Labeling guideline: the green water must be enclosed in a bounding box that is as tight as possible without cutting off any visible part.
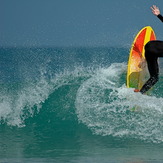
[0,47,163,162]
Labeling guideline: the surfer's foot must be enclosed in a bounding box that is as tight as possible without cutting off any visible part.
[134,89,140,92]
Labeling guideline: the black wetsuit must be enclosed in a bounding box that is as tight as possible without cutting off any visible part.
[140,14,163,94]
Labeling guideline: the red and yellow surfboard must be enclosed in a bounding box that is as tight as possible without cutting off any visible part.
[127,26,156,90]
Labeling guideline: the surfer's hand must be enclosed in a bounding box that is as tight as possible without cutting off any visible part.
[134,89,140,93]
[151,5,160,16]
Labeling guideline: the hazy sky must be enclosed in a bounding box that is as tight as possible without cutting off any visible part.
[1,0,163,47]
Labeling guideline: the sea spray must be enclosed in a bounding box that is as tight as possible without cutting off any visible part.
[75,63,163,143]
[0,64,94,127]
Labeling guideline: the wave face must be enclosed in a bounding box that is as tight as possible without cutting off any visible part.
[0,47,163,145]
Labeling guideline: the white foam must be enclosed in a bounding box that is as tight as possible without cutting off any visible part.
[75,63,163,143]
[0,65,95,127]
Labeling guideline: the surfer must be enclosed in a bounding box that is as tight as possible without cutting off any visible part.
[134,5,163,94]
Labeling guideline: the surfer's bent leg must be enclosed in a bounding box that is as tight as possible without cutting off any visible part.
[140,41,162,94]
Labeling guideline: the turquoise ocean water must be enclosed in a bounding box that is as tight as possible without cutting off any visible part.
[0,47,163,163]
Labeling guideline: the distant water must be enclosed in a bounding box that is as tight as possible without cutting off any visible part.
[0,47,163,163]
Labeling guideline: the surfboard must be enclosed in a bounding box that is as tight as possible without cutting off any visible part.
[127,26,156,91]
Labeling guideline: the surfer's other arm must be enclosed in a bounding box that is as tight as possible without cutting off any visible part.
[151,5,163,22]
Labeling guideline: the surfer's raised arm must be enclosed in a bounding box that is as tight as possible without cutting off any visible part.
[151,5,160,16]
[151,5,163,22]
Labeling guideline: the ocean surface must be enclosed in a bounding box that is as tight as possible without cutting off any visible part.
[0,47,163,163]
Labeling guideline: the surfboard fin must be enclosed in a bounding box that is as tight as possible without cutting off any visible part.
[134,89,140,92]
